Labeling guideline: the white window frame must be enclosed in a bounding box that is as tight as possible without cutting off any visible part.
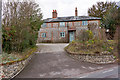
[48,23,51,27]
[60,22,65,27]
[60,32,65,37]
[68,22,73,27]
[42,23,47,27]
[82,21,88,26]
[41,33,46,38]
[74,22,80,26]
[53,23,58,27]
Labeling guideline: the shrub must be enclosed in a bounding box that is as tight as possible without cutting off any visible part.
[87,30,94,39]
[2,1,43,53]
[78,30,93,42]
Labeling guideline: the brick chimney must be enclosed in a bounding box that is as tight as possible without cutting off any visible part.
[52,10,57,18]
[75,7,78,16]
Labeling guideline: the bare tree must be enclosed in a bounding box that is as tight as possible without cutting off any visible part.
[88,1,117,18]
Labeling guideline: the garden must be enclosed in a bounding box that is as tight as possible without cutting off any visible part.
[1,0,43,64]
[65,24,119,64]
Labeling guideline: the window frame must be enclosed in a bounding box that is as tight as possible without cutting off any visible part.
[68,22,73,27]
[47,23,51,27]
[60,32,65,37]
[74,22,80,26]
[53,23,58,27]
[42,23,47,27]
[41,33,46,38]
[82,21,88,26]
[59,22,65,27]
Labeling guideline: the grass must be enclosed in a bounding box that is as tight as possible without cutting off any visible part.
[0,47,37,64]
[0,52,22,64]
[65,40,118,55]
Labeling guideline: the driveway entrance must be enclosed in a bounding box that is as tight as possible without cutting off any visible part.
[15,43,118,78]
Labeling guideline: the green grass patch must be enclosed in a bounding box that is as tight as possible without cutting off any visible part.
[65,40,117,55]
[0,47,37,64]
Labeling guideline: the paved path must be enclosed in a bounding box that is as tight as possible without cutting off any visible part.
[15,43,118,78]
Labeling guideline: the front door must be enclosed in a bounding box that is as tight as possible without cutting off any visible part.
[69,31,75,42]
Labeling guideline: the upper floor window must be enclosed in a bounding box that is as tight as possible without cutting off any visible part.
[60,22,65,27]
[53,23,58,27]
[74,22,80,27]
[48,23,51,27]
[41,33,46,38]
[82,21,88,26]
[68,22,73,27]
[60,32,65,37]
[42,23,47,27]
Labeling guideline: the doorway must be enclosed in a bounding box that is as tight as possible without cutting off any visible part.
[69,31,75,42]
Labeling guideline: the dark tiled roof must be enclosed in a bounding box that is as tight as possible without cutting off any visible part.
[44,16,101,22]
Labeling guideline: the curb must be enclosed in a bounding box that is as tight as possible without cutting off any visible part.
[66,66,118,78]
[10,52,36,80]
[65,49,117,65]
[1,48,37,79]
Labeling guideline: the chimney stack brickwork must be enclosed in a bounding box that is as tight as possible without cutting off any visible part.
[75,7,78,16]
[52,10,57,18]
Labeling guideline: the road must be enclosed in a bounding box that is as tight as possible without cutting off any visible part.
[78,66,118,78]
[14,43,118,78]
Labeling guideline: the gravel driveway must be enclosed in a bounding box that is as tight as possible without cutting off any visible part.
[36,43,69,53]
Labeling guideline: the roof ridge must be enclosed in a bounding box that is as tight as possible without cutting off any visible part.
[44,16,101,22]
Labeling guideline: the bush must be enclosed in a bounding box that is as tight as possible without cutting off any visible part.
[2,1,43,54]
[78,30,93,42]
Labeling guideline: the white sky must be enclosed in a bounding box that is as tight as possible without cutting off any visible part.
[2,0,120,19]
[35,0,119,19]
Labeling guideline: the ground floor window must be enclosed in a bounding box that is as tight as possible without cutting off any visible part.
[60,32,65,37]
[41,33,46,38]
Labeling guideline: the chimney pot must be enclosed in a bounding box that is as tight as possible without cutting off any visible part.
[55,10,57,12]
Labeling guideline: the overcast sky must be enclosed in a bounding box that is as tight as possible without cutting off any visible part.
[35,0,119,19]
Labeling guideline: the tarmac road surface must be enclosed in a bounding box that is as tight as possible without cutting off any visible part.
[14,43,118,78]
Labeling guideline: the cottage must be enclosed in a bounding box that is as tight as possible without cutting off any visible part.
[38,8,101,43]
